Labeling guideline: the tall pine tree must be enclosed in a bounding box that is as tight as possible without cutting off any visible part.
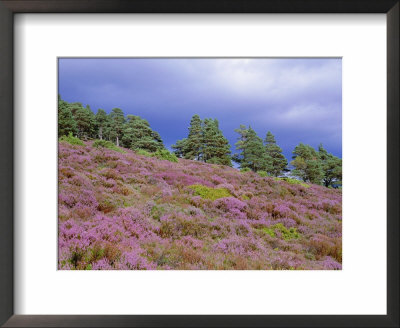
[58,96,77,137]
[291,143,324,184]
[85,105,96,138]
[172,138,189,158]
[172,116,231,166]
[121,115,164,152]
[232,125,249,166]
[186,114,203,160]
[318,144,342,187]
[109,108,125,146]
[234,125,271,172]
[202,119,231,166]
[95,109,108,140]
[73,104,95,140]
[264,131,287,176]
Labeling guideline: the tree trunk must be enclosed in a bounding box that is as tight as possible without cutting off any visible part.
[116,136,119,147]
[99,126,103,140]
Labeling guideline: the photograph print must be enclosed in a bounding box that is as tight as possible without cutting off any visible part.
[58,58,342,270]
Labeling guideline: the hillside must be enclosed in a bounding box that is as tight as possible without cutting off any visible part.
[58,141,342,270]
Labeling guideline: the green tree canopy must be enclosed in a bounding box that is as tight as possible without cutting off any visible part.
[121,115,164,152]
[234,125,272,172]
[318,144,342,187]
[202,118,232,166]
[73,104,96,140]
[186,114,203,160]
[172,115,231,166]
[291,143,324,184]
[171,138,189,158]
[58,96,77,137]
[264,131,288,176]
[95,109,108,140]
[109,108,125,146]
[58,97,166,152]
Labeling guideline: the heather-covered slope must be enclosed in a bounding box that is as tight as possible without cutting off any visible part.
[58,141,342,270]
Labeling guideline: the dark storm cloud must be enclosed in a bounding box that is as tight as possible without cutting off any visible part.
[58,58,342,160]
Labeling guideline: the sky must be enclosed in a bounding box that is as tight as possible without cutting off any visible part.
[58,58,342,161]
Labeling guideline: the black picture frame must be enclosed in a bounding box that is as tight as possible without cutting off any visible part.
[0,1,398,327]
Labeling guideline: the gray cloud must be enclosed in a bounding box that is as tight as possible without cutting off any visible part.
[59,58,342,160]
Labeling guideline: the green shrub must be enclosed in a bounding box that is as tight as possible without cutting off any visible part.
[69,246,86,268]
[150,205,166,221]
[154,149,178,162]
[305,252,316,260]
[207,157,220,165]
[92,139,125,153]
[261,224,300,240]
[257,171,268,177]
[59,132,84,146]
[135,148,178,162]
[262,227,276,237]
[273,223,300,240]
[135,149,152,157]
[189,184,232,201]
[274,177,309,188]
[240,167,251,173]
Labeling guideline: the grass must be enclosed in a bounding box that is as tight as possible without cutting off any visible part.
[135,148,178,162]
[274,177,309,188]
[59,133,84,146]
[92,139,125,153]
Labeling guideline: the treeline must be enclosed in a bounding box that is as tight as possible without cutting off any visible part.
[232,125,287,176]
[292,143,342,187]
[58,97,342,187]
[58,96,164,152]
[171,115,341,187]
[172,115,232,166]
[230,125,341,187]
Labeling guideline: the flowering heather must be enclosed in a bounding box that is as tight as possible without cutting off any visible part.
[58,141,342,270]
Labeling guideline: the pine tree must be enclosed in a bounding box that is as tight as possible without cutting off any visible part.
[95,109,108,140]
[291,143,324,184]
[232,125,249,166]
[121,115,164,152]
[73,105,94,140]
[85,105,97,138]
[171,138,189,158]
[109,108,125,146]
[209,132,232,166]
[318,144,342,187]
[57,98,167,152]
[68,102,84,116]
[58,96,77,137]
[186,114,203,160]
[202,119,231,166]
[264,131,288,176]
[102,115,113,141]
[173,116,231,166]
[234,125,271,172]
[202,118,217,162]
[243,127,271,172]
[152,130,163,146]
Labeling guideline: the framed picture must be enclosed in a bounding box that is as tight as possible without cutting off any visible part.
[0,0,398,327]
